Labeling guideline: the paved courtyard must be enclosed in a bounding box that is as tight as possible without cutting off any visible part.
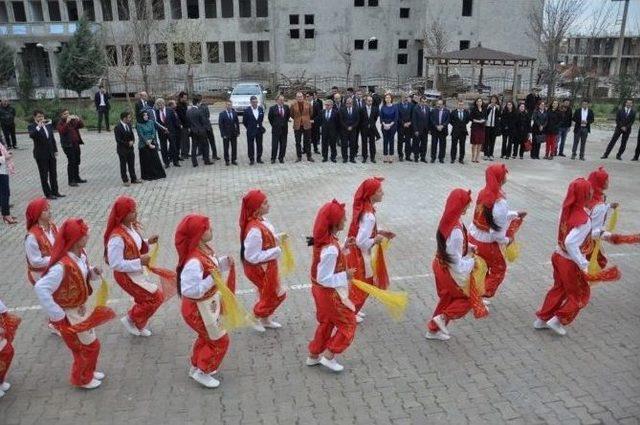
[0,126,639,425]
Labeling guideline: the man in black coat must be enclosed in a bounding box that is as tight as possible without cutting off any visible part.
[114,111,141,186]
[268,95,290,163]
[155,98,181,167]
[310,91,323,154]
[318,100,340,162]
[359,95,379,163]
[200,99,220,161]
[339,97,360,163]
[429,99,450,163]
[28,110,64,199]
[94,86,111,133]
[449,99,470,164]
[0,98,18,148]
[218,100,240,166]
[411,96,430,163]
[186,94,212,167]
[571,99,595,160]
[134,91,153,122]
[176,91,189,159]
[398,95,414,161]
[602,99,636,160]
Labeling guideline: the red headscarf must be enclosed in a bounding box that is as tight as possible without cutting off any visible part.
[239,190,267,241]
[438,189,473,239]
[586,166,608,208]
[25,197,50,230]
[175,214,211,271]
[103,196,137,248]
[348,177,384,237]
[312,199,346,248]
[477,164,508,207]
[44,218,89,274]
[559,178,592,238]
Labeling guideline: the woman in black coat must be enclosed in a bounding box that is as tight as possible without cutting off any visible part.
[544,100,561,159]
[500,101,517,159]
[513,103,531,159]
[531,102,547,159]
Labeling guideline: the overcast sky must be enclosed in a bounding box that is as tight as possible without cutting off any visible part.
[574,0,640,36]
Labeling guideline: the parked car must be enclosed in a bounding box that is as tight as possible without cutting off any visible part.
[537,86,572,99]
[228,82,267,113]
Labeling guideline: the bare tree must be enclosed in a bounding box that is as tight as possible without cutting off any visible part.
[100,26,136,110]
[334,35,353,88]
[161,19,206,94]
[421,13,450,90]
[527,0,585,102]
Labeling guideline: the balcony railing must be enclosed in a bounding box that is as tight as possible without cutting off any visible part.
[0,21,99,38]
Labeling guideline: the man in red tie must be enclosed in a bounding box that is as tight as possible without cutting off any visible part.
[268,95,291,164]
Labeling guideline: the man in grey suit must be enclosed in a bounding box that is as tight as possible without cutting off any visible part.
[186,94,212,167]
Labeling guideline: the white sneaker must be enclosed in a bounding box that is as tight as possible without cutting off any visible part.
[252,321,266,333]
[319,356,344,372]
[425,331,451,341]
[355,315,364,324]
[0,381,10,392]
[305,356,321,366]
[80,378,102,390]
[120,316,141,336]
[356,311,366,318]
[190,368,220,388]
[482,298,491,306]
[261,318,282,329]
[47,323,61,336]
[139,328,152,337]
[433,314,449,335]
[533,319,549,330]
[546,316,567,336]
[93,372,105,380]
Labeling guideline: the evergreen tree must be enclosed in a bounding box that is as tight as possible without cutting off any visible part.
[57,17,106,97]
[0,40,15,85]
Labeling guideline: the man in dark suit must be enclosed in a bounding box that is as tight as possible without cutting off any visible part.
[176,91,189,159]
[318,100,340,162]
[359,95,379,163]
[309,91,323,154]
[268,95,290,163]
[218,100,240,166]
[243,96,266,165]
[450,99,470,164]
[602,99,635,160]
[186,94,212,167]
[571,99,595,160]
[28,110,64,199]
[154,98,181,167]
[411,96,430,163]
[429,99,450,163]
[94,86,110,133]
[339,97,360,163]
[525,89,540,116]
[114,111,141,186]
[200,99,220,161]
[398,95,414,161]
[134,91,153,122]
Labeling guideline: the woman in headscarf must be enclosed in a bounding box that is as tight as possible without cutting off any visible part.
[0,297,19,399]
[469,164,526,303]
[34,218,107,389]
[535,178,611,336]
[306,199,357,373]
[104,196,163,337]
[347,177,395,322]
[239,190,286,332]
[137,111,166,181]
[175,214,234,389]
[426,189,479,341]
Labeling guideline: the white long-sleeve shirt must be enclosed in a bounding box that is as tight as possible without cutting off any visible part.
[25,227,56,269]
[470,199,518,244]
[355,212,376,252]
[180,255,230,299]
[589,202,611,236]
[107,225,144,273]
[316,245,348,288]
[446,228,476,278]
[0,298,7,314]
[34,252,97,321]
[243,220,281,264]
[557,218,601,270]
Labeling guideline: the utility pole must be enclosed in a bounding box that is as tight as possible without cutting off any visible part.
[613,0,630,76]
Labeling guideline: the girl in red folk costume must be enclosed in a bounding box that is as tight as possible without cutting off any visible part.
[0,298,20,399]
[584,167,618,268]
[240,190,286,332]
[175,214,234,389]
[306,200,357,373]
[34,219,108,389]
[104,196,163,337]
[347,177,395,322]
[534,178,610,336]
[426,189,479,341]
[469,164,526,304]
[24,197,60,334]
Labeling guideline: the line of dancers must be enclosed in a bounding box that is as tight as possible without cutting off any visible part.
[0,166,636,397]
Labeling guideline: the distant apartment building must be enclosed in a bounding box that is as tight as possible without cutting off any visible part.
[562,35,640,78]
[0,0,539,96]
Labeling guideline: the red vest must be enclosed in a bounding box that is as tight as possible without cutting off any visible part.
[188,248,219,301]
[472,203,491,232]
[52,254,92,308]
[311,238,345,286]
[244,219,277,265]
[437,224,468,263]
[557,217,591,255]
[110,226,149,262]
[26,225,57,272]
